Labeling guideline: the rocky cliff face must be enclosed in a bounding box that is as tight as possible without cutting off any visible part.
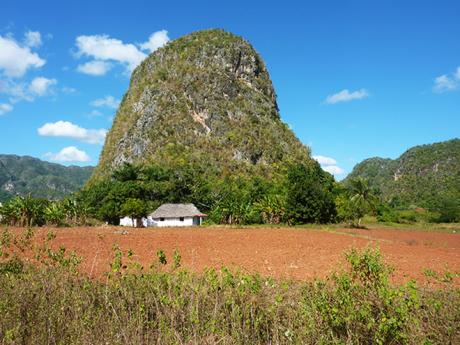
[91,29,311,181]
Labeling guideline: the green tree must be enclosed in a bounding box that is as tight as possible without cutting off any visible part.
[97,200,121,225]
[78,177,146,225]
[285,162,336,224]
[347,177,378,227]
[120,198,147,227]
[431,196,460,223]
[112,163,141,182]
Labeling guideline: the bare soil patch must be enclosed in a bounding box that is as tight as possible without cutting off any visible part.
[6,226,460,284]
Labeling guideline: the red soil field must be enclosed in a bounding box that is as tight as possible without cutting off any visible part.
[6,226,460,285]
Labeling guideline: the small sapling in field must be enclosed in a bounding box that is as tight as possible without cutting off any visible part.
[157,249,167,265]
[173,249,181,269]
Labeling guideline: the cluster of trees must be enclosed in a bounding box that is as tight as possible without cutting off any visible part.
[2,162,457,228]
[81,162,404,227]
[78,161,339,226]
[374,197,460,224]
[0,195,89,227]
[338,178,460,225]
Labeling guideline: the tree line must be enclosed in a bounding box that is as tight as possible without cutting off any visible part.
[0,195,89,227]
[1,161,457,227]
[77,161,340,226]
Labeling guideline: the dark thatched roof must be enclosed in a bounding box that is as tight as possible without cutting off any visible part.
[150,203,206,218]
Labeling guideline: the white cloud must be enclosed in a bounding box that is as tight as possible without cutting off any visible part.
[325,88,369,104]
[433,66,460,93]
[313,155,337,166]
[0,103,13,115]
[0,79,30,102]
[433,74,457,93]
[74,30,168,75]
[455,67,460,80]
[88,109,103,117]
[24,31,42,48]
[77,60,112,76]
[313,154,345,176]
[38,120,107,145]
[322,165,345,175]
[90,95,120,109]
[0,35,45,77]
[62,86,77,94]
[0,33,55,111]
[140,30,169,53]
[1,77,57,103]
[28,77,57,96]
[44,146,90,162]
[75,34,146,73]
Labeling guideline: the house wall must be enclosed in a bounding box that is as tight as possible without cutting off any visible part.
[120,217,145,227]
[121,216,203,227]
[149,216,195,227]
[120,216,136,227]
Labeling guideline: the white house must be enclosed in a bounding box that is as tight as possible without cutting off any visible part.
[147,203,206,227]
[119,216,142,227]
[119,203,206,227]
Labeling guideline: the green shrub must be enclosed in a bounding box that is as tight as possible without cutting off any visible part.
[0,244,458,344]
[376,203,400,223]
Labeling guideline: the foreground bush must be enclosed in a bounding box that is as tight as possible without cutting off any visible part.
[0,236,459,344]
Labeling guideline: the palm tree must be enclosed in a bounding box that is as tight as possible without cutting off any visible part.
[348,178,377,227]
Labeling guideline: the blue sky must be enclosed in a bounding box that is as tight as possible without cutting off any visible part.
[0,0,459,179]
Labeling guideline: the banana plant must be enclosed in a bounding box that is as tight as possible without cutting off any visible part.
[44,202,66,227]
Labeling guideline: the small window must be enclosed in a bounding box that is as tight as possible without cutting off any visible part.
[160,217,165,221]
[179,217,184,222]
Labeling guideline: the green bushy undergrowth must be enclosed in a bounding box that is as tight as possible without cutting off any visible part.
[0,228,459,344]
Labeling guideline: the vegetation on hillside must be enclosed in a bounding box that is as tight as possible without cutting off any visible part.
[91,29,311,184]
[1,230,458,344]
[0,154,93,202]
[344,139,460,221]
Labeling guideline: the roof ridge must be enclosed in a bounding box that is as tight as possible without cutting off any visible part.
[150,203,204,218]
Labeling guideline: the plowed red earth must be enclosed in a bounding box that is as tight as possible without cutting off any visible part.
[7,226,460,285]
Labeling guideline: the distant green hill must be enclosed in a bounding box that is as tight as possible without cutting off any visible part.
[344,139,460,208]
[0,155,94,202]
